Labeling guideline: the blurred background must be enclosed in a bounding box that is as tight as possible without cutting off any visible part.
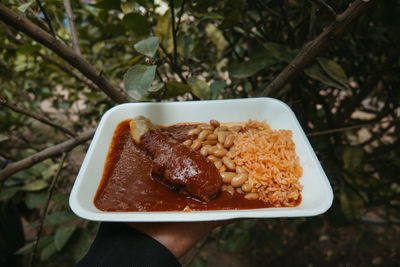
[0,0,399,266]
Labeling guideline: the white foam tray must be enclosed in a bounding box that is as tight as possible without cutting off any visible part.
[69,98,333,222]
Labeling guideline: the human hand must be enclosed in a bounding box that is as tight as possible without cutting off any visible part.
[128,220,231,258]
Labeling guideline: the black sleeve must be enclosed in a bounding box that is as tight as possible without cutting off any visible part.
[76,222,181,267]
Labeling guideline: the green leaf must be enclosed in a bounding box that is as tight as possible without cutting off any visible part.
[66,228,93,263]
[199,12,224,22]
[317,57,348,87]
[340,181,364,220]
[205,23,228,52]
[148,83,165,94]
[15,236,53,255]
[18,1,33,13]
[17,44,41,55]
[155,9,173,54]
[123,65,157,100]
[210,80,226,100]
[263,42,295,62]
[164,81,191,98]
[91,0,121,10]
[190,258,208,267]
[22,180,48,192]
[122,13,150,36]
[25,191,47,209]
[229,57,276,79]
[304,65,346,90]
[0,186,20,201]
[40,242,58,261]
[0,134,8,142]
[343,147,364,170]
[31,211,77,228]
[188,78,211,100]
[134,37,159,57]
[55,225,78,251]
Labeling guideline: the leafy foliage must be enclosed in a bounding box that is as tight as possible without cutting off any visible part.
[1,0,400,266]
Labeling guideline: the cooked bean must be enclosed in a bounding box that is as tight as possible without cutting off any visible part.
[241,183,252,192]
[217,131,229,143]
[244,192,259,200]
[183,139,192,146]
[226,185,235,195]
[236,188,244,194]
[198,130,211,141]
[221,172,236,183]
[210,120,220,128]
[219,165,226,173]
[229,125,242,132]
[221,184,227,191]
[207,133,217,141]
[216,142,224,149]
[207,155,218,162]
[214,160,222,169]
[215,126,228,132]
[191,139,202,150]
[224,134,235,148]
[231,173,248,187]
[213,148,228,157]
[236,166,248,174]
[203,140,217,145]
[188,128,200,135]
[198,124,214,131]
[200,145,211,156]
[222,157,235,170]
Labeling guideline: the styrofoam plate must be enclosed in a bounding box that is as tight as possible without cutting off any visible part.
[69,98,333,221]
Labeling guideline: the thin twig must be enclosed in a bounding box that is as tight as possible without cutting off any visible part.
[310,0,337,18]
[308,1,318,40]
[260,0,377,97]
[159,42,187,83]
[29,152,67,267]
[176,0,185,33]
[63,0,82,56]
[0,3,129,103]
[0,98,76,137]
[307,118,400,137]
[34,0,55,37]
[169,0,178,64]
[0,129,95,186]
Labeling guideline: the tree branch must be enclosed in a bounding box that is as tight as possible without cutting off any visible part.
[0,98,76,137]
[310,0,337,18]
[63,0,82,56]
[0,3,129,104]
[260,0,377,97]
[34,0,55,37]
[0,129,95,185]
[307,118,400,137]
[169,0,178,64]
[29,152,67,267]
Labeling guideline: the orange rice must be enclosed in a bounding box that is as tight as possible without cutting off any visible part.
[228,120,303,206]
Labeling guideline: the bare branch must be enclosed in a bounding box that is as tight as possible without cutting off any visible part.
[29,152,67,267]
[0,3,129,104]
[310,0,337,18]
[0,129,95,184]
[176,0,186,33]
[0,98,76,137]
[308,1,318,40]
[159,42,187,83]
[260,0,377,97]
[34,0,55,37]
[169,0,178,64]
[307,118,400,137]
[63,0,82,56]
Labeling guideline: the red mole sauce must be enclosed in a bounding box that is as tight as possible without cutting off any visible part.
[94,120,277,212]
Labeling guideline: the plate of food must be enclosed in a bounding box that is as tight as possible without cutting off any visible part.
[69,97,333,221]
